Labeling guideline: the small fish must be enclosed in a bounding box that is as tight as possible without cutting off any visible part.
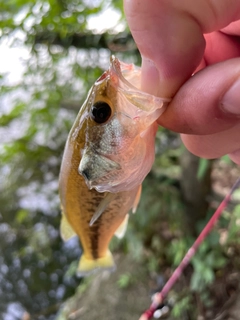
[59,56,169,276]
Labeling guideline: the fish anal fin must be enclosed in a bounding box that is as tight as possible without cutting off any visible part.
[114,214,129,239]
[77,250,115,277]
[132,185,142,213]
[60,213,76,241]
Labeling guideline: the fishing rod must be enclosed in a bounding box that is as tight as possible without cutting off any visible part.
[139,176,240,320]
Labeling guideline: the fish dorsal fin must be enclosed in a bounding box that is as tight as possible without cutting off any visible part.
[114,214,129,239]
[60,212,76,241]
[132,185,142,213]
[89,192,117,226]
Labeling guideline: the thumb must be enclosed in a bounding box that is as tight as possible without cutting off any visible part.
[124,0,240,97]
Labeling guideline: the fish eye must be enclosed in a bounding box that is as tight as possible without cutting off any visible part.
[91,101,112,124]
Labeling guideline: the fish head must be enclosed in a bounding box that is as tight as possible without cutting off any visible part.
[77,56,170,193]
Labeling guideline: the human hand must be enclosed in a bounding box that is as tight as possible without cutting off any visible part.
[124,0,240,164]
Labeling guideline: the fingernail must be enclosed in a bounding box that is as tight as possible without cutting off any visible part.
[221,78,240,116]
[141,57,160,96]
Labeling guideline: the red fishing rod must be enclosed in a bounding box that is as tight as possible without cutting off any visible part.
[139,177,240,320]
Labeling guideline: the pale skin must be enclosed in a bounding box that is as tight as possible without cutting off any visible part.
[124,0,240,165]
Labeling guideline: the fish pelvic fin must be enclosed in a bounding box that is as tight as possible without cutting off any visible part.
[77,250,115,277]
[132,185,142,213]
[114,214,129,239]
[60,212,76,241]
[90,192,117,226]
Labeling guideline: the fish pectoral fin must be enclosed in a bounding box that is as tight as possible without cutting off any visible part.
[132,185,142,213]
[114,214,129,239]
[60,213,76,241]
[77,250,115,277]
[90,192,117,226]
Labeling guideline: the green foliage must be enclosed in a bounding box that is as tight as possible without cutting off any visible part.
[117,272,133,289]
[197,158,210,180]
[168,237,189,267]
[168,201,240,317]
[232,191,240,202]
[225,204,240,246]
[15,209,29,224]
[64,260,78,279]
[171,295,193,319]
[0,0,121,39]
[190,238,227,292]
[220,154,233,165]
[76,276,92,295]
[0,102,26,126]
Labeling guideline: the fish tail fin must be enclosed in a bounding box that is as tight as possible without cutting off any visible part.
[77,250,115,277]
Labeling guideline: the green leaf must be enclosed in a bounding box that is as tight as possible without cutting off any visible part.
[0,103,25,126]
[15,209,29,224]
[117,272,132,289]
[197,158,210,180]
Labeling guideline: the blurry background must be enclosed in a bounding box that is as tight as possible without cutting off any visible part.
[1,1,240,320]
